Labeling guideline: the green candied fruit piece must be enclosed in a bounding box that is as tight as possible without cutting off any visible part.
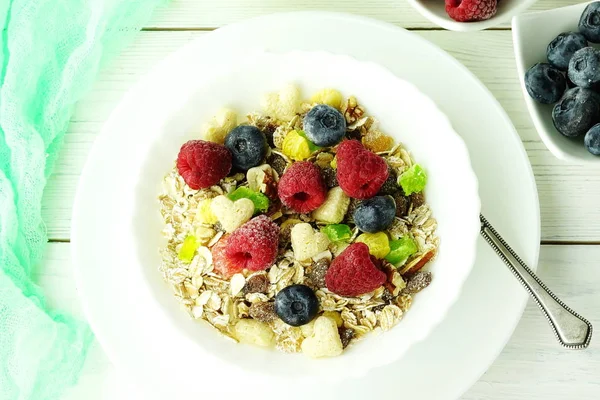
[398,164,427,196]
[178,235,199,263]
[228,187,269,213]
[385,236,418,266]
[321,224,352,242]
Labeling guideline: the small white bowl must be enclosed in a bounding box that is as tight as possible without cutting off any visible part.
[407,0,538,31]
[513,1,600,165]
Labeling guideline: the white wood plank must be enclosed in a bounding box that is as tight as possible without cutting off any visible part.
[43,31,600,242]
[146,0,584,29]
[35,243,599,399]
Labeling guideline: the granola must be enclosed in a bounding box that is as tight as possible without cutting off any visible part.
[158,85,438,357]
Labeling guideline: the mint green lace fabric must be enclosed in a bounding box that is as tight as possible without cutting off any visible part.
[0,1,163,398]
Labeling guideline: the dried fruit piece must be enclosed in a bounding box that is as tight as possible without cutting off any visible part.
[310,88,343,109]
[211,235,242,278]
[404,271,433,294]
[201,108,238,144]
[320,166,338,188]
[282,130,319,161]
[177,140,232,190]
[305,258,330,289]
[312,187,351,224]
[338,327,355,349]
[228,187,270,214]
[261,83,301,121]
[249,302,277,323]
[195,198,218,225]
[355,232,391,259]
[267,152,288,177]
[398,164,427,196]
[234,319,275,347]
[320,224,352,242]
[386,236,418,266]
[279,218,301,249]
[291,223,330,261]
[393,191,410,217]
[325,243,387,297]
[210,195,254,232]
[178,235,199,263]
[362,130,394,153]
[244,274,270,294]
[410,192,425,209]
[378,168,399,195]
[301,316,343,358]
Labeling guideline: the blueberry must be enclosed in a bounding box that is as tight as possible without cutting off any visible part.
[274,284,319,326]
[303,104,346,147]
[224,125,267,171]
[568,47,600,89]
[353,196,396,233]
[584,123,600,155]
[524,63,566,104]
[547,32,588,71]
[579,2,600,43]
[552,87,600,138]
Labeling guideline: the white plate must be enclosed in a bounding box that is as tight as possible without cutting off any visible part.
[73,12,540,400]
[513,1,600,165]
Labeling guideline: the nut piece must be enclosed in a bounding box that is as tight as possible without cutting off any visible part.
[234,319,275,347]
[291,223,330,261]
[404,271,432,294]
[301,316,343,358]
[201,108,238,144]
[243,274,270,294]
[249,302,277,323]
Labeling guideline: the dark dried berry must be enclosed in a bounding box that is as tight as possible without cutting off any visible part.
[267,152,288,177]
[381,287,394,303]
[378,168,399,195]
[263,124,278,148]
[249,301,276,323]
[410,192,425,209]
[306,258,330,289]
[405,271,432,294]
[339,327,355,349]
[320,166,339,188]
[372,304,386,312]
[393,191,410,217]
[243,274,270,294]
[346,129,362,141]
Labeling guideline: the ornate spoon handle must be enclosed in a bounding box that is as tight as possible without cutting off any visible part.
[480,214,592,349]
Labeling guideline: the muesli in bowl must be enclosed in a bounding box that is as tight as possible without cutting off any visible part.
[158,84,439,358]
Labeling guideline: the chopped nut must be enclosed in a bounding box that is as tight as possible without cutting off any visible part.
[249,302,277,323]
[400,249,436,275]
[244,274,270,294]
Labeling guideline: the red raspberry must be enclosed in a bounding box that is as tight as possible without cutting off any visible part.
[336,140,389,199]
[225,215,280,272]
[277,161,327,213]
[176,140,232,190]
[445,0,497,22]
[211,235,242,278]
[325,243,387,297]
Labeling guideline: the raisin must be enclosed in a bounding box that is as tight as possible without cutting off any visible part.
[243,274,270,294]
[306,259,330,289]
[393,191,410,217]
[378,168,399,195]
[249,302,276,323]
[320,167,339,188]
[372,304,386,312]
[410,192,425,209]
[339,327,355,349]
[346,129,362,141]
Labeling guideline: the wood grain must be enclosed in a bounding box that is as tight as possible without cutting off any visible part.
[43,30,600,242]
[37,243,599,400]
[145,0,584,29]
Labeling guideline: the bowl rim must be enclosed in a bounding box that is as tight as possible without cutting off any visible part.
[512,1,600,165]
[406,0,539,32]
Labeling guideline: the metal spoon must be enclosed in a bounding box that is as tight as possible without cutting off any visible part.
[480,214,593,349]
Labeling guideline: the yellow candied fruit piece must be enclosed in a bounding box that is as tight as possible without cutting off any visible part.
[355,232,390,259]
[362,130,395,153]
[310,89,343,110]
[330,156,337,169]
[282,130,312,161]
[195,198,218,225]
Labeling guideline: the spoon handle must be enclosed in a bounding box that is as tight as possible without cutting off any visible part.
[479,214,592,349]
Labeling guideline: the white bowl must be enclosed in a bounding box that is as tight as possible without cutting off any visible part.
[513,1,600,165]
[72,49,480,392]
[407,0,538,31]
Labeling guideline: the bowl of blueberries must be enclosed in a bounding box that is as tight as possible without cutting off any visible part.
[513,1,600,164]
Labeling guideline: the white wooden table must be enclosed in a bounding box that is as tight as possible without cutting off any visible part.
[38,1,600,399]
